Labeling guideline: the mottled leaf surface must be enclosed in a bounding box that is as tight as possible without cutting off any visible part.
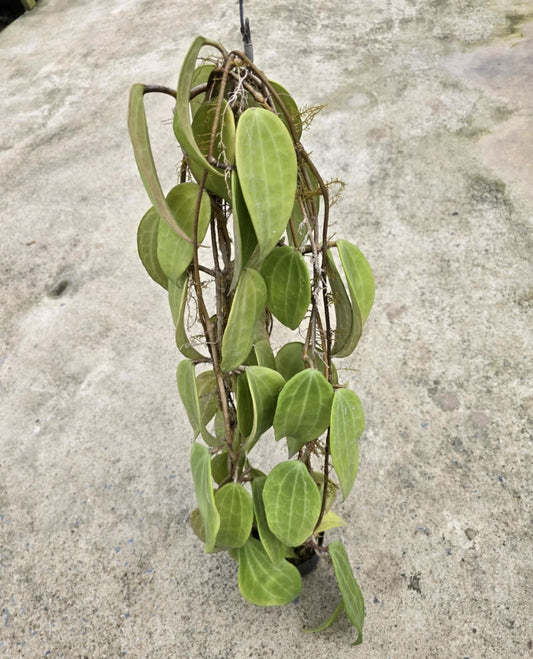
[235,108,297,259]
[329,540,365,645]
[214,483,253,548]
[238,537,301,606]
[261,246,310,329]
[263,461,321,546]
[137,206,168,289]
[221,269,267,372]
[273,369,334,449]
[157,183,211,283]
[251,477,287,565]
[190,443,220,553]
[330,388,364,500]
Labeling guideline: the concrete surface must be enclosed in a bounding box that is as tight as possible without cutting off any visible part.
[1,0,532,656]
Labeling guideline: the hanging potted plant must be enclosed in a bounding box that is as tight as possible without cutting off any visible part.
[128,24,374,644]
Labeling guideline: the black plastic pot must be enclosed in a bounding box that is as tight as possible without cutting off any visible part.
[289,532,325,577]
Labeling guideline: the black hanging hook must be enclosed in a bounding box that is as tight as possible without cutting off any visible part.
[239,0,254,62]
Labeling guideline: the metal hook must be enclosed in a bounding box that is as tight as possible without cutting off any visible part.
[239,0,254,62]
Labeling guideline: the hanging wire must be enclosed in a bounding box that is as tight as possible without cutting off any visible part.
[239,0,254,61]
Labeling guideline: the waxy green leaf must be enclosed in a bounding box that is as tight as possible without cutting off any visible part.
[237,366,285,451]
[231,172,258,291]
[190,64,215,118]
[137,206,168,289]
[274,342,336,384]
[173,36,224,177]
[177,360,217,446]
[190,98,235,200]
[326,249,360,358]
[273,369,334,451]
[252,477,287,565]
[128,84,192,243]
[157,182,211,283]
[190,443,220,553]
[238,537,301,606]
[336,239,375,325]
[168,276,206,361]
[196,370,219,426]
[221,269,267,372]
[269,81,303,140]
[261,246,311,329]
[329,541,365,645]
[263,461,322,546]
[330,388,364,500]
[235,108,297,260]
[314,510,347,534]
[214,483,253,548]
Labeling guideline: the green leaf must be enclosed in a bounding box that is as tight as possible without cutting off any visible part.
[263,461,322,546]
[214,483,253,548]
[304,600,345,633]
[196,370,219,426]
[239,366,285,451]
[269,81,303,140]
[190,98,235,200]
[177,360,217,446]
[128,84,192,243]
[252,477,287,564]
[238,537,301,606]
[330,388,365,500]
[326,249,360,358]
[137,206,168,289]
[235,108,297,260]
[173,36,223,177]
[261,246,311,330]
[252,338,276,370]
[231,172,258,291]
[314,510,347,534]
[275,341,336,384]
[329,541,365,645]
[157,182,211,283]
[190,64,215,118]
[221,269,267,372]
[211,451,229,485]
[190,443,220,553]
[273,369,334,450]
[168,275,206,360]
[336,239,375,325]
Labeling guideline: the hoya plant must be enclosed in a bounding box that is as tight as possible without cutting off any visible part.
[128,35,374,644]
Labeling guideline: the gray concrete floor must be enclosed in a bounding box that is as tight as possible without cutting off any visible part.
[1,0,532,656]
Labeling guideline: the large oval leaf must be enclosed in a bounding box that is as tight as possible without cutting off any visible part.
[221,269,267,372]
[238,537,301,606]
[336,239,375,325]
[214,483,253,548]
[190,443,220,553]
[137,206,168,289]
[330,388,365,500]
[251,477,286,565]
[261,246,311,329]
[235,108,297,260]
[173,36,224,177]
[275,342,336,385]
[273,369,334,450]
[157,183,211,283]
[263,461,322,546]
[329,540,365,645]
